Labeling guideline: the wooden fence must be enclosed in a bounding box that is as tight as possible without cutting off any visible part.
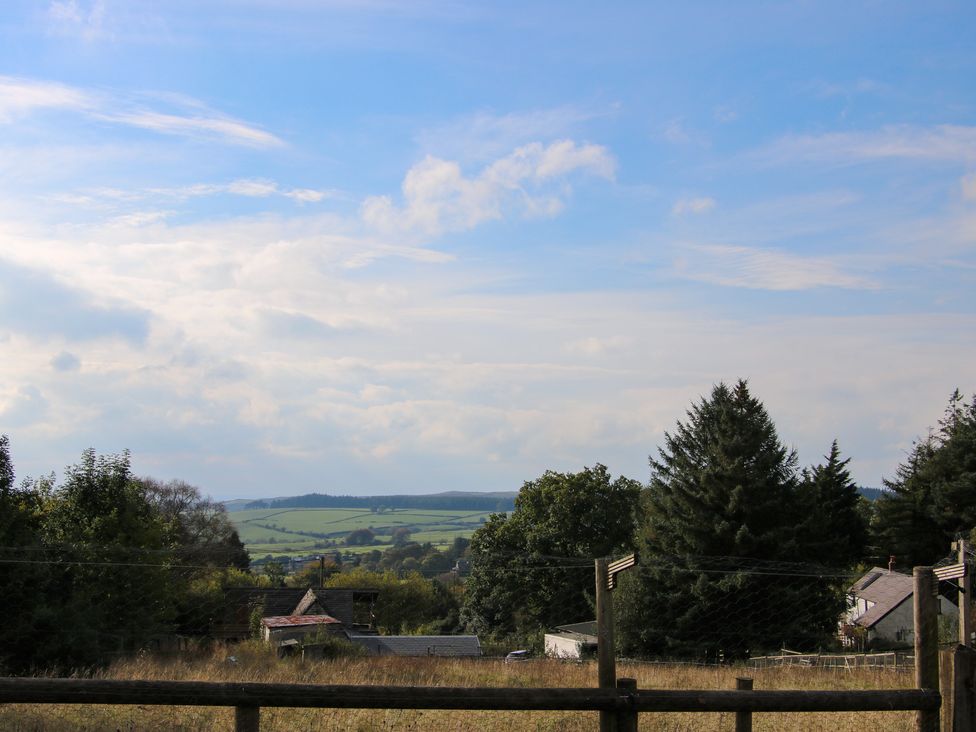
[0,676,940,732]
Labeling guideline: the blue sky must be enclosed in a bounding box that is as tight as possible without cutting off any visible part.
[0,1,973,499]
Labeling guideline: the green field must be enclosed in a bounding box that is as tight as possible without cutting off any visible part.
[231,507,491,559]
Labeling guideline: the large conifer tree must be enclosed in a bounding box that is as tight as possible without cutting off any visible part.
[795,440,868,569]
[618,380,842,657]
[872,390,976,566]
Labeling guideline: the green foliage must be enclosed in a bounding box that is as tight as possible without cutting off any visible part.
[264,559,287,587]
[0,440,258,671]
[301,629,368,658]
[345,528,376,546]
[139,477,250,569]
[872,390,976,566]
[324,567,458,633]
[617,381,844,658]
[462,464,641,636]
[0,436,48,673]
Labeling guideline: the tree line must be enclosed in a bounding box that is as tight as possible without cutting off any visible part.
[2,380,972,668]
[0,442,249,672]
[245,492,517,512]
[461,381,976,658]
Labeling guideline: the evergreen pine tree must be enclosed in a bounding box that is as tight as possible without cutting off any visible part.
[796,440,868,569]
[617,380,842,658]
[873,390,976,566]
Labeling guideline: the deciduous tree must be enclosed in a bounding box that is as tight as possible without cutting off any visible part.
[462,464,641,636]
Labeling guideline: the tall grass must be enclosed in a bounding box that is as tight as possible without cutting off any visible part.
[0,645,918,731]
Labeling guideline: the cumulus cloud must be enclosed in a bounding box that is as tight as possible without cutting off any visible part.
[672,196,716,215]
[361,140,615,237]
[0,75,283,148]
[674,243,875,291]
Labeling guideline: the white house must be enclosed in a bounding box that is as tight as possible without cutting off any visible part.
[843,567,958,648]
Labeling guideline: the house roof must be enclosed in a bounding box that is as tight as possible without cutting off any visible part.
[849,568,914,628]
[555,621,597,637]
[262,614,341,629]
[345,634,481,657]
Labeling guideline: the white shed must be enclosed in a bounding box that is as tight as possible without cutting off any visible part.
[544,621,598,660]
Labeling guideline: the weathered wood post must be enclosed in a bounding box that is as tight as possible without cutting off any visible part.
[940,542,974,732]
[957,540,972,647]
[596,558,616,732]
[596,553,638,732]
[615,677,638,732]
[915,566,941,732]
[235,704,260,732]
[735,677,754,732]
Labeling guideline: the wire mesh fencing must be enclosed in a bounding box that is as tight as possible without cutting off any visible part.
[0,549,948,731]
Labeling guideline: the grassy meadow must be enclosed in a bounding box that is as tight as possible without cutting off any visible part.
[2,647,919,731]
[233,507,492,558]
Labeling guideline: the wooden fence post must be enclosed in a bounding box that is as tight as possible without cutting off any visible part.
[235,705,259,732]
[958,540,972,648]
[596,558,616,732]
[615,677,638,732]
[735,677,754,732]
[915,566,941,732]
[941,644,976,732]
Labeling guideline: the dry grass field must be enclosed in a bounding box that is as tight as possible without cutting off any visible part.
[0,644,919,731]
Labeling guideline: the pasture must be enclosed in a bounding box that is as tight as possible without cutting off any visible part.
[0,647,918,731]
[231,507,492,559]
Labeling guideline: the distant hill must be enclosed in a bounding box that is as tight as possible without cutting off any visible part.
[858,486,887,501]
[230,491,518,513]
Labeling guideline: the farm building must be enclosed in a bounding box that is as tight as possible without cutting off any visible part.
[544,621,598,660]
[344,633,481,657]
[213,587,379,640]
[843,567,958,648]
[261,614,343,645]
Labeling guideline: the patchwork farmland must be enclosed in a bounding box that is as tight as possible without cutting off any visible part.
[231,507,494,559]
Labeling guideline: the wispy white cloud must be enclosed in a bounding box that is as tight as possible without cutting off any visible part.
[47,0,107,41]
[565,335,630,357]
[672,196,715,215]
[807,77,886,98]
[673,243,876,291]
[415,105,613,162]
[756,124,976,166]
[0,75,283,148]
[361,140,615,237]
[963,173,976,201]
[54,178,337,209]
[659,118,708,146]
[0,76,94,121]
[104,110,283,148]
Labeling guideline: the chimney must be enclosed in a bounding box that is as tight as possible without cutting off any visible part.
[888,555,896,573]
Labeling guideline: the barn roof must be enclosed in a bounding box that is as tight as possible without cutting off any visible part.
[345,633,481,657]
[262,614,342,629]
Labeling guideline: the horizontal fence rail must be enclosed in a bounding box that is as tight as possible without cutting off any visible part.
[0,677,940,713]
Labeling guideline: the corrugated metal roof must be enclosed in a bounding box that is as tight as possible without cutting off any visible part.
[345,634,481,657]
[262,614,341,629]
